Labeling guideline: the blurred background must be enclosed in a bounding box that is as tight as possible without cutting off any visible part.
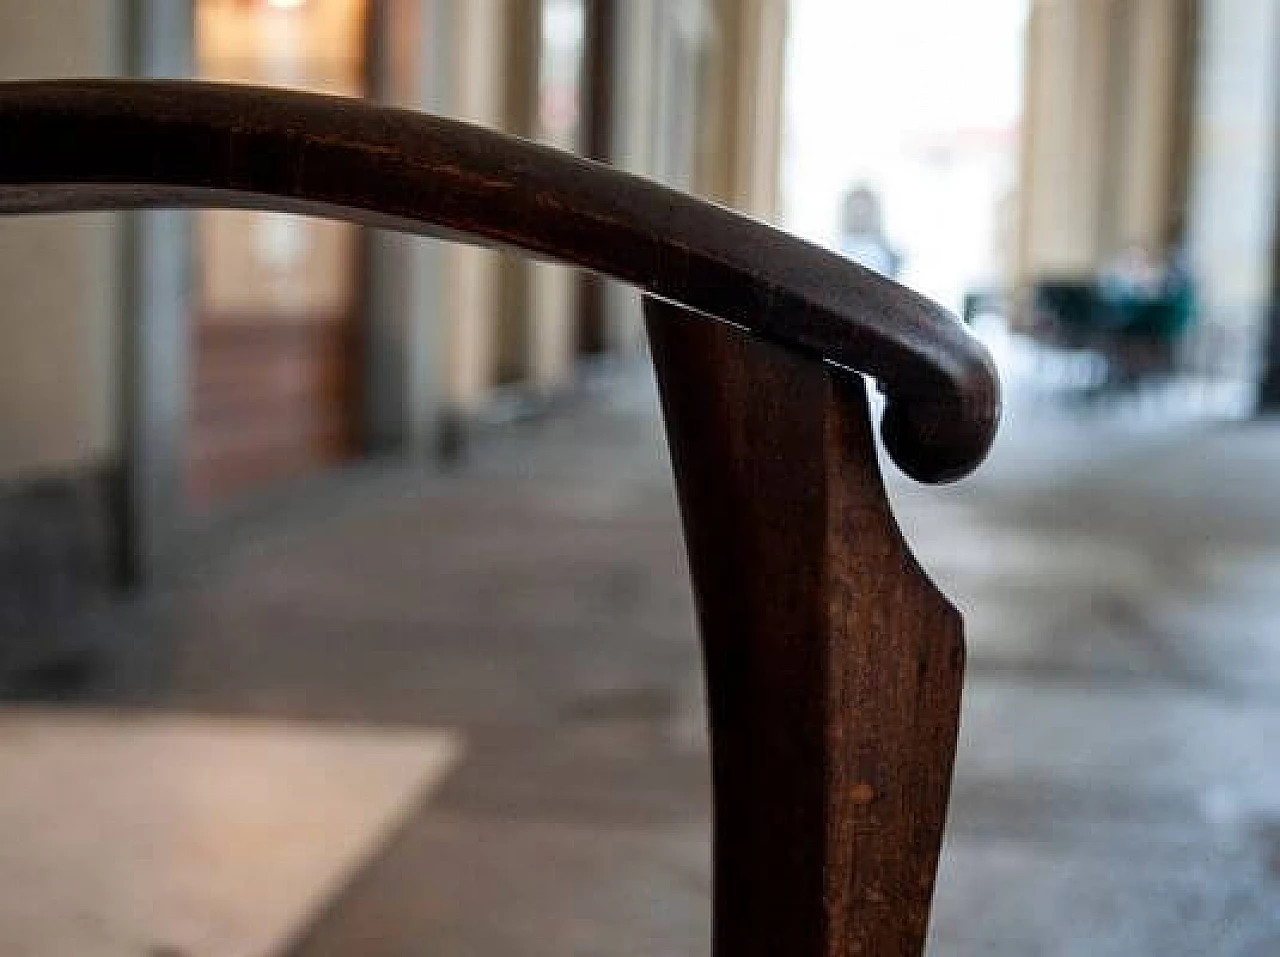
[1,0,1279,954]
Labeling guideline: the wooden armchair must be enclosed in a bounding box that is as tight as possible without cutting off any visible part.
[0,80,1000,956]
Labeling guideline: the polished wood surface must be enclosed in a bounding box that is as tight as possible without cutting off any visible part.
[0,78,998,484]
[0,79,997,955]
[647,299,964,957]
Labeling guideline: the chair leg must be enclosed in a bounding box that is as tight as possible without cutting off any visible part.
[644,297,965,957]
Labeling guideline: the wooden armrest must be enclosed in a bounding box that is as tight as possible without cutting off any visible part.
[0,79,998,483]
[0,79,997,956]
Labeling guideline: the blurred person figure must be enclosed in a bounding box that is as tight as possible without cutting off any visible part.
[839,184,901,278]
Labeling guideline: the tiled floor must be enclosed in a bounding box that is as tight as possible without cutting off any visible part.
[12,360,1280,955]
[0,710,458,957]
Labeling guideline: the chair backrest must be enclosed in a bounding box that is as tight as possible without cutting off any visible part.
[0,79,1001,957]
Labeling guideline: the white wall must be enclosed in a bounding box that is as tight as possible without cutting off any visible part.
[0,1,125,478]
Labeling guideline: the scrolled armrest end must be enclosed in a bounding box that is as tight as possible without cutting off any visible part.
[878,348,1001,484]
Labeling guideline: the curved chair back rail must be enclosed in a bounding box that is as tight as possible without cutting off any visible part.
[0,78,988,957]
[0,79,999,483]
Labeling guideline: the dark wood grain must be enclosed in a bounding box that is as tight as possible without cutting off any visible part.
[0,78,998,483]
[0,80,987,954]
[646,297,965,957]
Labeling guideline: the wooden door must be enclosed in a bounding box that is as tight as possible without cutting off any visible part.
[188,0,369,506]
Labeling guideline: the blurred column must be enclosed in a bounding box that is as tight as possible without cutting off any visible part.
[366,0,523,455]
[364,0,445,458]
[1263,226,1280,410]
[492,0,540,390]
[371,0,602,445]
[695,0,788,219]
[1257,33,1280,412]
[437,0,509,439]
[528,0,587,398]
[368,0,524,457]
[574,0,616,359]
[1016,0,1199,303]
[599,0,660,353]
[119,0,195,585]
[589,0,710,356]
[1015,0,1117,285]
[1107,0,1195,255]
[1185,0,1279,383]
[0,1,126,481]
[0,1,132,663]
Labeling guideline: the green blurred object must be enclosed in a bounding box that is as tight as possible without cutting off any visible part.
[1031,272,1196,385]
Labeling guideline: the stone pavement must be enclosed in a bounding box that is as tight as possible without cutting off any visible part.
[18,359,1280,955]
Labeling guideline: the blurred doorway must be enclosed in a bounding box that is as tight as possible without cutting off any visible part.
[781,0,1027,315]
[188,0,371,506]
